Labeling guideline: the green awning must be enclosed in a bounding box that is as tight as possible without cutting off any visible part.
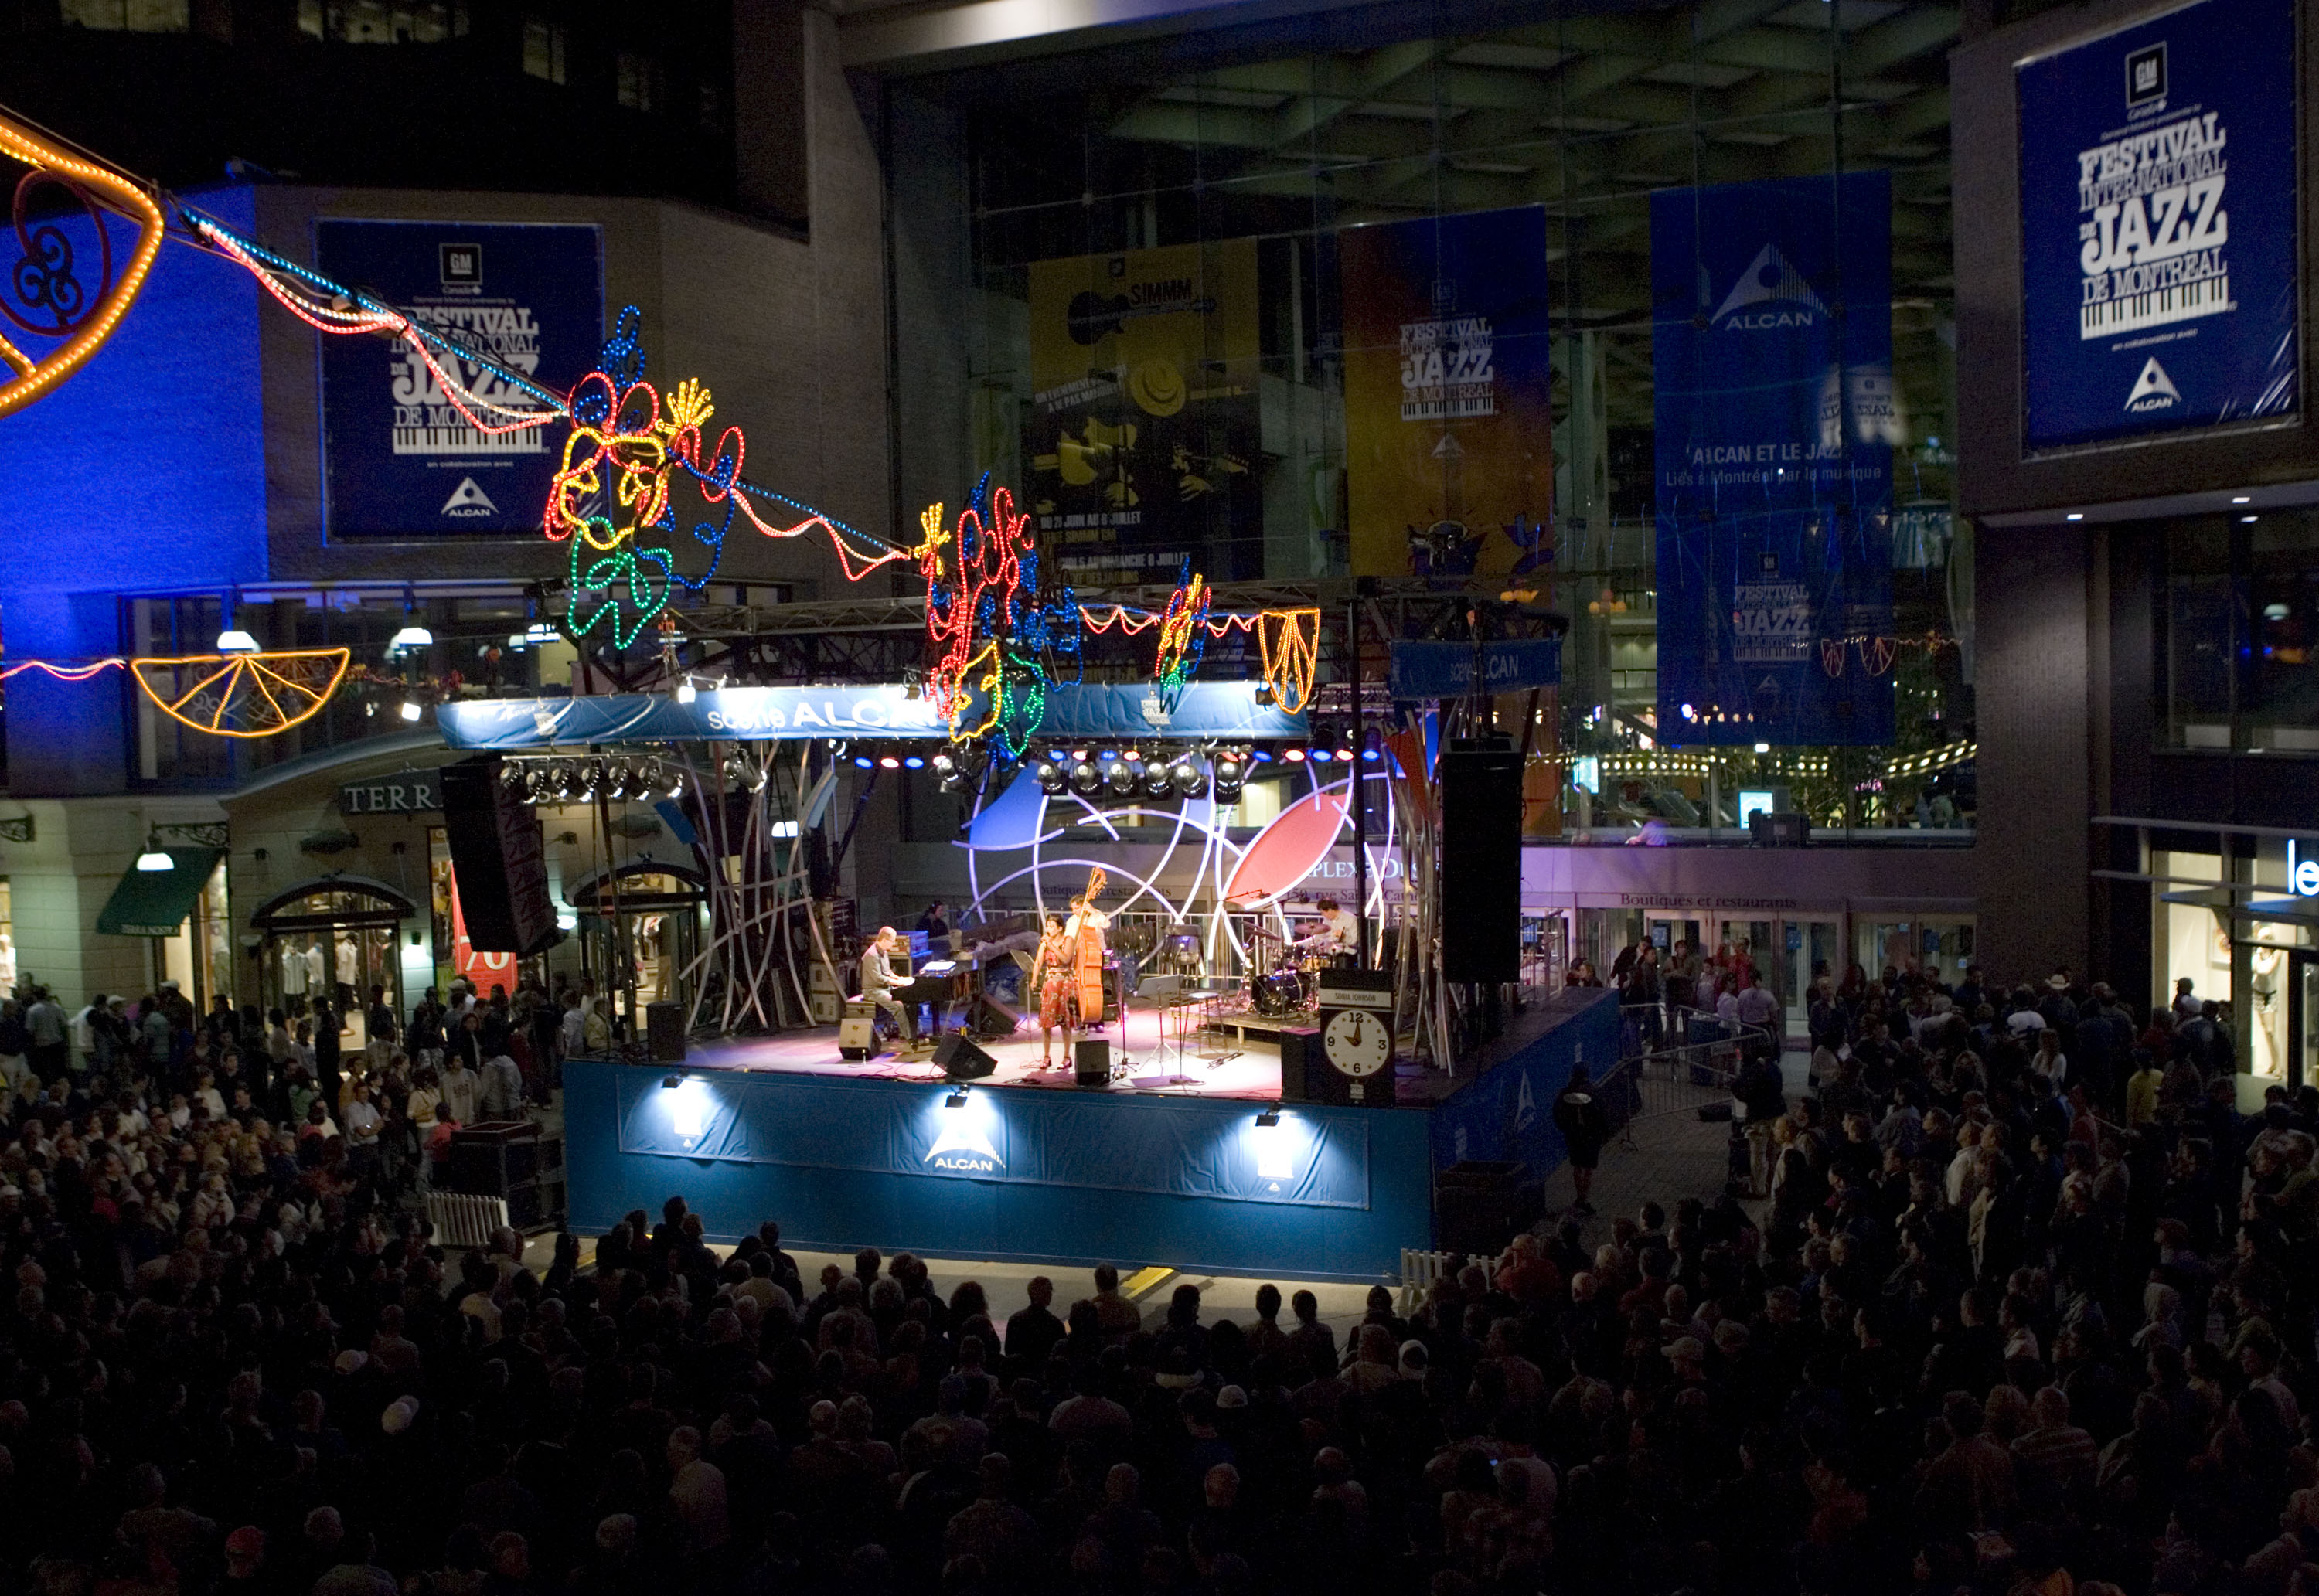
[96,848,222,938]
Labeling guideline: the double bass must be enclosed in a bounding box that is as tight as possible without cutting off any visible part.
[1071,868,1110,1026]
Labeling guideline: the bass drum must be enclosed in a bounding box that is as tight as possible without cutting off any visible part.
[1250,970,1306,1018]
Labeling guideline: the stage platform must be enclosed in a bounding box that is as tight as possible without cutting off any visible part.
[674,1002,1284,1101]
[560,988,1621,1282]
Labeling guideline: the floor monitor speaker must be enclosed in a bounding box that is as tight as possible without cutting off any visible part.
[1074,1037,1110,1087]
[935,1033,996,1080]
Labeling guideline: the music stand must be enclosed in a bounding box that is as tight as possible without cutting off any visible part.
[1127,973,1193,1086]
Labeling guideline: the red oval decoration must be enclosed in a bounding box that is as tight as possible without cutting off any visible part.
[1223,784,1349,907]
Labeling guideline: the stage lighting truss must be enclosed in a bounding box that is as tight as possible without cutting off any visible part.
[498,754,684,806]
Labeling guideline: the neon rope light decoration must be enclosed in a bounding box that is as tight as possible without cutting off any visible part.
[916,481,1081,759]
[1152,564,1212,713]
[128,648,352,738]
[543,308,918,648]
[0,111,167,420]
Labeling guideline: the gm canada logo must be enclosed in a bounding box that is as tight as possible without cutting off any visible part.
[1712,243,1828,330]
[442,477,499,519]
[924,1116,1003,1175]
[2126,356,2181,413]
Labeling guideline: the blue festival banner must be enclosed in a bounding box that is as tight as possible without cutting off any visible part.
[315,220,603,538]
[438,680,1306,749]
[2017,0,2298,453]
[1652,172,1896,747]
[1387,638,1561,701]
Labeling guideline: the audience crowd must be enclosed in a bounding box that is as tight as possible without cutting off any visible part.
[0,959,2303,1596]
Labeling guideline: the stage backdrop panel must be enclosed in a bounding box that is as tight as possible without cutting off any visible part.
[564,1061,1432,1281]
[2016,0,2298,453]
[1427,989,1620,1179]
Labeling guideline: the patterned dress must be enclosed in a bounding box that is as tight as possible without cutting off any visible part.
[1037,933,1074,1029]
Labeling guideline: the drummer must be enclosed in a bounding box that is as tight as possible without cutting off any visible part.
[1313,897,1361,964]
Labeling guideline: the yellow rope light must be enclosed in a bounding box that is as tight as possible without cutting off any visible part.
[0,113,167,419]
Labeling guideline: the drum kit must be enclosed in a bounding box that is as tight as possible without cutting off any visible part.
[1247,928,1339,1016]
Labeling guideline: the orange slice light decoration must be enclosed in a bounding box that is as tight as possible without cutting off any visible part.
[0,111,168,420]
[128,649,352,740]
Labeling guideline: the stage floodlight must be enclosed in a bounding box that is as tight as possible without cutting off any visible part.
[1102,753,1136,797]
[1170,753,1205,798]
[1034,757,1065,795]
[1282,747,1306,764]
[1068,754,1101,795]
[1211,749,1245,802]
[676,678,697,705]
[878,750,903,770]
[660,1074,683,1090]
[944,1088,969,1109]
[1255,1106,1281,1128]
[902,752,928,771]
[1360,728,1383,762]
[399,698,423,723]
[1140,759,1174,800]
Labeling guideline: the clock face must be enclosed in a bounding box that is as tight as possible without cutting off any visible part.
[1323,1008,1391,1077]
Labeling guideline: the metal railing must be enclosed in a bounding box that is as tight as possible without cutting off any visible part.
[1598,1003,1777,1150]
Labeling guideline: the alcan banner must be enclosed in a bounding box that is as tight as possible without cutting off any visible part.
[1652,172,1896,747]
[315,221,604,537]
[2016,0,2298,452]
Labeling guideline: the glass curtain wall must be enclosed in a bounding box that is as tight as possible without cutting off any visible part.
[884,0,1969,833]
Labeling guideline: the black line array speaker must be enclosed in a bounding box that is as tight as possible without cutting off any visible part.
[646,1001,686,1063]
[1275,1026,1320,1102]
[1439,739,1523,984]
[935,1033,996,1080]
[441,757,560,957]
[1074,1037,1110,1087]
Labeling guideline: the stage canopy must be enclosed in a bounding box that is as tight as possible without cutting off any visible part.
[438,681,1306,750]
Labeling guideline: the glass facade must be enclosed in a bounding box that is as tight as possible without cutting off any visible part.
[2160,509,2319,753]
[884,1,1971,835]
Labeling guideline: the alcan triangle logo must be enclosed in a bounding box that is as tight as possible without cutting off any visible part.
[925,1117,1003,1174]
[2125,357,2181,413]
[1711,243,1829,328]
[442,477,499,518]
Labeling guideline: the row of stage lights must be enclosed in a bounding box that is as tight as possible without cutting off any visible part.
[498,756,684,805]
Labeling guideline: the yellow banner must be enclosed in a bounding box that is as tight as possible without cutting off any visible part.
[1027,240,1262,583]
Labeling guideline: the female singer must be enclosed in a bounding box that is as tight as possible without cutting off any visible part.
[1029,914,1075,1068]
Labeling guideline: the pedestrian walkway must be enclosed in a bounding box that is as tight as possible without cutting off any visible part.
[1539,1051,1812,1243]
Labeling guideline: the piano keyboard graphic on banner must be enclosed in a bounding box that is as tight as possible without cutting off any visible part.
[2080,272,2232,340]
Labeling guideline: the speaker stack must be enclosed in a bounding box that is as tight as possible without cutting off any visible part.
[1439,738,1522,984]
[441,757,561,958]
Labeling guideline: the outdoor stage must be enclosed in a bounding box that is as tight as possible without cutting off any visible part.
[672,1003,1287,1100]
[560,988,1621,1283]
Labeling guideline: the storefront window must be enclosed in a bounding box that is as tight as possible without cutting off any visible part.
[2160,510,2319,752]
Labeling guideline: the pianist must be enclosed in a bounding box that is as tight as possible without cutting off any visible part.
[860,926,917,1046]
